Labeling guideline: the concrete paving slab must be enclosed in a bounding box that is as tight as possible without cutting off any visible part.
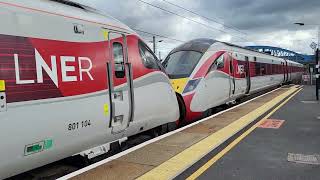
[155,132,207,148]
[182,123,218,135]
[71,160,153,180]
[118,143,183,166]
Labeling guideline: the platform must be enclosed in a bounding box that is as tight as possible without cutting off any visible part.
[180,85,320,180]
[60,85,319,180]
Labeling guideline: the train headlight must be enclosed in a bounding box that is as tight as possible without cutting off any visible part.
[183,78,202,94]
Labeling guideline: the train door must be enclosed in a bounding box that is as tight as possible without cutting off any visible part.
[106,30,134,134]
[227,53,236,98]
[204,52,230,108]
[245,56,251,94]
[284,61,289,82]
[288,63,292,82]
[282,62,286,83]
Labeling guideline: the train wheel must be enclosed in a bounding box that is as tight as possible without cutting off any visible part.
[148,126,162,138]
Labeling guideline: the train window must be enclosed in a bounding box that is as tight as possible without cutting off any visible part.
[113,42,125,78]
[261,63,266,75]
[164,50,203,78]
[138,41,160,70]
[229,54,234,73]
[255,62,260,76]
[272,64,276,74]
[279,64,282,73]
[267,64,272,75]
[210,54,224,71]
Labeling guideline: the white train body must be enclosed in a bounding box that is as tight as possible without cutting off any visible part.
[0,0,179,178]
[164,39,304,122]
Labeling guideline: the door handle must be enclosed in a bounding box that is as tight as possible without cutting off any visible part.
[0,92,6,112]
[113,91,123,101]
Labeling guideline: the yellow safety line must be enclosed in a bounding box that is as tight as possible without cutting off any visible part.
[187,87,302,180]
[137,86,301,180]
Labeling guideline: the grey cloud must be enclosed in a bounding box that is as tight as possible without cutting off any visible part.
[198,0,320,32]
[74,0,320,55]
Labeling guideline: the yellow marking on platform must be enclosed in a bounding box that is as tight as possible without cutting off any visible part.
[0,80,5,91]
[259,119,285,129]
[170,78,189,94]
[137,86,301,180]
[187,88,302,180]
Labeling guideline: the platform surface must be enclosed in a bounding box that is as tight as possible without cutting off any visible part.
[179,85,320,180]
[62,85,309,180]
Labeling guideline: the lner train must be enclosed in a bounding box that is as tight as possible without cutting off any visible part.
[163,39,304,123]
[0,0,179,178]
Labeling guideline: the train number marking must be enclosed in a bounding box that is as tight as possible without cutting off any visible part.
[68,120,91,131]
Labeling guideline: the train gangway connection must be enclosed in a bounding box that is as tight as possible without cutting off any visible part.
[57,85,319,180]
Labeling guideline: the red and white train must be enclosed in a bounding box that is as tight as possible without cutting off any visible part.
[0,1,305,179]
[163,39,304,123]
[0,0,179,178]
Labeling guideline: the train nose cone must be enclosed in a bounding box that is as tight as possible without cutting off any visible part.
[170,78,189,94]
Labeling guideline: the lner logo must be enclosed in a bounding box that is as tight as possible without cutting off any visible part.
[14,49,94,88]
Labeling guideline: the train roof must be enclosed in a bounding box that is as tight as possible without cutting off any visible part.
[3,0,135,34]
[170,38,217,54]
[49,0,97,11]
[49,0,134,32]
[169,38,300,62]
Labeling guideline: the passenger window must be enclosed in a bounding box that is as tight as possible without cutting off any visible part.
[138,41,160,70]
[229,55,234,73]
[261,63,266,75]
[267,64,272,75]
[255,62,261,76]
[210,54,224,71]
[113,42,125,78]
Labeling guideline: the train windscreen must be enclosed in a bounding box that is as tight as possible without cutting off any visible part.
[163,51,203,79]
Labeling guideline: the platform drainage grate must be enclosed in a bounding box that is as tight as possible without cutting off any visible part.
[287,153,320,165]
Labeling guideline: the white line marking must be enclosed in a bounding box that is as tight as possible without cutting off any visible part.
[58,87,281,180]
[301,101,319,104]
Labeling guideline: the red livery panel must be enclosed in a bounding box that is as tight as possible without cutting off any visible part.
[0,34,111,103]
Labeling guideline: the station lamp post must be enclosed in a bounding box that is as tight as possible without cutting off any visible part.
[294,22,320,100]
[150,36,163,55]
[149,37,164,60]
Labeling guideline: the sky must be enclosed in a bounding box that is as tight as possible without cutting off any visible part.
[74,0,320,57]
